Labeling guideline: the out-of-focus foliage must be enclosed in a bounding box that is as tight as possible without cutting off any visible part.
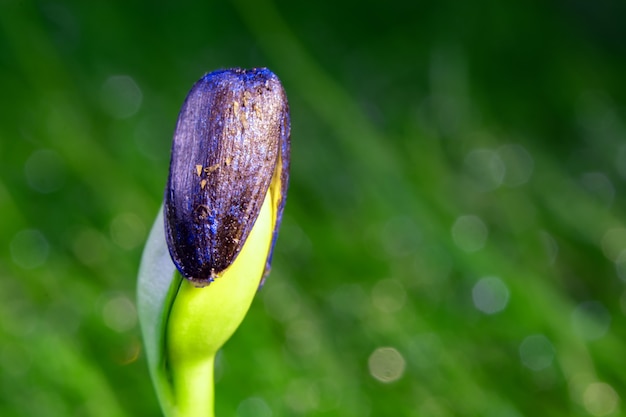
[1,0,626,416]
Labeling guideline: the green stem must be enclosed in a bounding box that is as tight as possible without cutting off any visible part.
[170,355,215,417]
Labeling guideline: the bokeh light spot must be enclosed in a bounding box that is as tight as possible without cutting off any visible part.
[571,301,611,341]
[371,279,406,313]
[601,228,626,262]
[519,334,555,371]
[102,295,137,333]
[452,215,488,252]
[100,75,143,119]
[10,229,49,269]
[472,276,509,314]
[24,149,66,193]
[237,397,272,417]
[368,347,405,383]
[583,382,619,416]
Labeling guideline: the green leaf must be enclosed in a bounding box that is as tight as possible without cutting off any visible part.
[137,207,181,414]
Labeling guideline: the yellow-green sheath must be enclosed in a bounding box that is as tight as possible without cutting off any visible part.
[165,190,274,417]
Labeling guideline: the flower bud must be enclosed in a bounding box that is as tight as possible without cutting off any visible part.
[164,68,290,286]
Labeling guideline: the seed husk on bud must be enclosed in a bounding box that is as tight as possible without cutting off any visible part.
[164,68,290,287]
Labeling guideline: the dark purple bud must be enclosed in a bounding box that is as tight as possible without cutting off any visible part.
[164,68,290,287]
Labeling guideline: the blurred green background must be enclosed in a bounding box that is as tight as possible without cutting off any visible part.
[1,0,626,416]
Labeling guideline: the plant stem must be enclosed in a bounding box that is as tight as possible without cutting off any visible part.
[170,355,215,417]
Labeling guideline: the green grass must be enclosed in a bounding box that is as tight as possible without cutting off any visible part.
[1,0,626,416]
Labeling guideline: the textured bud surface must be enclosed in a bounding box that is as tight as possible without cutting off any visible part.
[164,68,290,286]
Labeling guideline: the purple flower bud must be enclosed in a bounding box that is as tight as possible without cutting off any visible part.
[164,68,290,286]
